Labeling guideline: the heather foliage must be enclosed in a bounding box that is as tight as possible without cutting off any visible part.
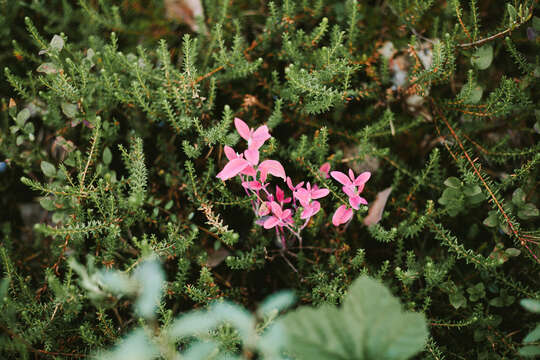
[1,0,539,359]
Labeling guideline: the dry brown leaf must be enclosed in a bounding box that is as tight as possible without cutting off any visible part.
[363,187,392,227]
[165,0,204,32]
[205,248,230,268]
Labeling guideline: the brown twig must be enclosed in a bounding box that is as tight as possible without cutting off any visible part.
[431,100,539,263]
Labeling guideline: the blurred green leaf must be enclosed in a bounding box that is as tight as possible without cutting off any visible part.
[133,259,165,319]
[103,147,112,165]
[61,102,78,118]
[449,291,467,309]
[40,161,56,177]
[444,177,461,189]
[517,203,538,220]
[521,299,540,313]
[16,108,30,126]
[471,45,493,70]
[257,290,296,318]
[283,276,428,360]
[518,345,540,357]
[97,329,158,360]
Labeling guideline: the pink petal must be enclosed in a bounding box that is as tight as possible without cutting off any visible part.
[270,201,283,218]
[319,162,331,178]
[282,209,292,220]
[359,197,368,205]
[263,216,279,229]
[276,185,285,203]
[348,169,355,181]
[330,171,352,186]
[223,146,238,160]
[311,201,321,214]
[353,171,371,186]
[216,158,249,181]
[259,160,286,182]
[295,188,310,205]
[349,196,361,210]
[234,118,251,141]
[301,202,321,219]
[241,165,257,177]
[332,205,353,226]
[342,185,357,198]
[301,207,313,219]
[286,177,294,191]
[245,181,263,190]
[311,188,329,199]
[252,125,271,143]
[244,148,259,165]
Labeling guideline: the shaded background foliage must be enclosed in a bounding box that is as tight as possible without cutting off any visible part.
[0,0,539,358]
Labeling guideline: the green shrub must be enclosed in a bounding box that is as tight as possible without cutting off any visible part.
[0,0,539,358]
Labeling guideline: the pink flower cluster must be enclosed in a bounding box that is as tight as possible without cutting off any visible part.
[217,118,371,247]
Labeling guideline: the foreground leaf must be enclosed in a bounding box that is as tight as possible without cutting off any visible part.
[283,276,428,360]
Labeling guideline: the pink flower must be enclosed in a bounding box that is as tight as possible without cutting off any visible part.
[286,177,304,192]
[294,183,328,220]
[258,160,286,183]
[294,183,329,206]
[330,169,371,189]
[330,169,370,210]
[218,145,258,180]
[235,118,271,150]
[319,162,331,179]
[216,158,250,181]
[242,180,264,191]
[263,201,293,229]
[332,204,354,226]
[300,201,321,219]
[330,168,371,226]
[223,145,241,161]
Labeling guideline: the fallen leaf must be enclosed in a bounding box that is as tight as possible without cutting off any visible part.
[205,248,230,268]
[363,187,392,226]
[165,0,204,32]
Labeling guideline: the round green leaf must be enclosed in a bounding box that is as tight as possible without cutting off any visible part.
[483,212,498,227]
[40,161,56,177]
[61,102,78,118]
[507,4,517,24]
[504,248,521,257]
[444,177,462,189]
[518,203,539,220]
[521,299,540,313]
[16,109,30,126]
[103,147,112,165]
[471,45,493,70]
[468,86,483,104]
